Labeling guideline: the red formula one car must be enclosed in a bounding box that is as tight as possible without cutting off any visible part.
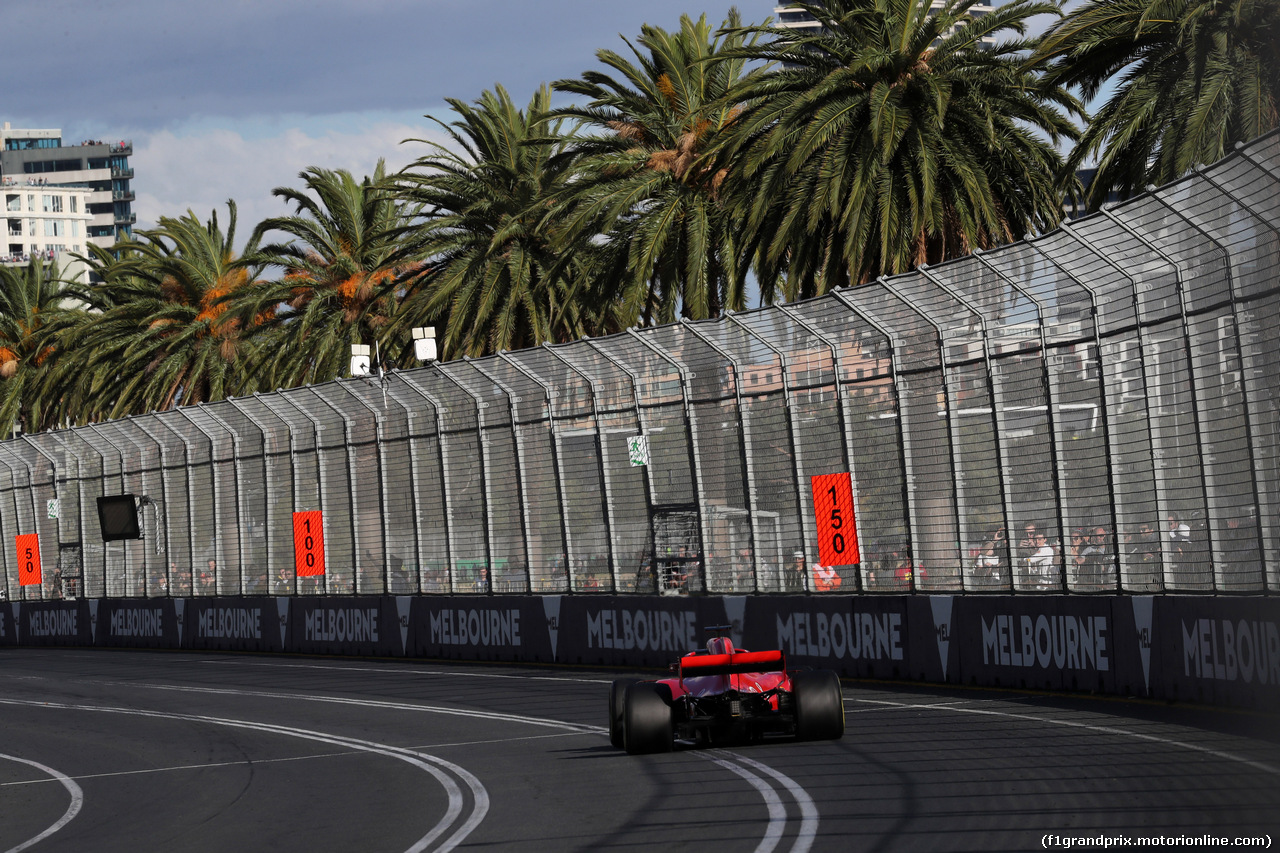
[609,631,845,754]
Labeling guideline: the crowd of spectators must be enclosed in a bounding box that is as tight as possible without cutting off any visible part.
[1,176,55,186]
[1,249,58,265]
[968,512,1227,590]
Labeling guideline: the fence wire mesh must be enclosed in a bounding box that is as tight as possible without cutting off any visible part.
[3,133,1280,599]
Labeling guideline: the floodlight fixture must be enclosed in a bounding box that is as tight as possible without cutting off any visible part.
[412,327,437,362]
[350,344,371,376]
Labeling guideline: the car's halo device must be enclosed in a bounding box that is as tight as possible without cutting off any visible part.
[97,494,141,541]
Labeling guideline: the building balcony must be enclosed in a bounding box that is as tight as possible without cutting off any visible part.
[110,166,134,179]
[108,141,133,156]
[112,189,135,202]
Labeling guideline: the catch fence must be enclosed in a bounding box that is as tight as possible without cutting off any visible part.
[3,132,1279,599]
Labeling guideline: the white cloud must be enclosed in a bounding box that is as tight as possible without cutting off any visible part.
[131,119,449,249]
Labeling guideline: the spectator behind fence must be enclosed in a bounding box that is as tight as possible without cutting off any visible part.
[1018,522,1041,564]
[972,527,1006,586]
[1026,530,1057,589]
[787,552,806,592]
[1088,525,1115,586]
[1127,522,1160,566]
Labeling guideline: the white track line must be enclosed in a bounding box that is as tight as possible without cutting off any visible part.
[733,754,820,853]
[0,698,486,853]
[103,678,818,850]
[0,753,84,853]
[92,679,603,734]
[199,659,610,684]
[5,665,818,851]
[856,698,1280,777]
[0,751,354,786]
[702,752,787,853]
[105,679,813,851]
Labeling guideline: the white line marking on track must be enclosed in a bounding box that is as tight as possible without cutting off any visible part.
[735,755,819,853]
[91,679,604,734]
[6,661,820,850]
[0,751,354,786]
[699,749,820,853]
[89,678,818,851]
[702,752,787,853]
[856,698,1280,776]
[3,651,611,684]
[0,698,487,853]
[199,659,611,684]
[413,731,591,750]
[0,732,583,787]
[0,753,84,853]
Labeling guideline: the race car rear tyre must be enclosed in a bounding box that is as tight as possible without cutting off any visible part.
[624,683,673,755]
[793,670,844,741]
[609,679,638,748]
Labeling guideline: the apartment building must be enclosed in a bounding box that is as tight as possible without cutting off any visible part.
[773,1,996,41]
[0,123,136,283]
[0,123,135,248]
[2,182,93,267]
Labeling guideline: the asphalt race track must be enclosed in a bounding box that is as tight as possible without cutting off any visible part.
[0,650,1276,852]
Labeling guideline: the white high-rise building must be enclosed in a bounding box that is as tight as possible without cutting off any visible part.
[0,123,136,284]
[0,123,135,250]
[2,183,93,271]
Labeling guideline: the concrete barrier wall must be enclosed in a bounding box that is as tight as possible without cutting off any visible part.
[5,594,1278,710]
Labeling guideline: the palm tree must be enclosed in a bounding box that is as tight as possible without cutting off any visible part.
[0,257,72,436]
[66,202,268,417]
[1034,0,1280,209]
[549,11,761,324]
[243,162,415,386]
[722,0,1083,298]
[393,85,605,360]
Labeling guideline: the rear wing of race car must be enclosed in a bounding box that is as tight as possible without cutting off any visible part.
[679,650,786,678]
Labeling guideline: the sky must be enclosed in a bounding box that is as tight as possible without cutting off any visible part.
[6,0,754,236]
[9,0,1082,247]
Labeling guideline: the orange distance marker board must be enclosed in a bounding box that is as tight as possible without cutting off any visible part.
[811,473,859,567]
[292,511,326,577]
[16,533,42,586]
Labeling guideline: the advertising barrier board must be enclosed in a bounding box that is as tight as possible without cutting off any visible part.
[554,595,729,668]
[1109,595,1157,701]
[1154,596,1280,710]
[410,596,554,662]
[742,595,912,679]
[96,599,179,648]
[287,596,401,657]
[17,600,92,646]
[953,596,1120,696]
[3,593,1275,710]
[0,601,14,646]
[905,596,958,684]
[187,597,286,653]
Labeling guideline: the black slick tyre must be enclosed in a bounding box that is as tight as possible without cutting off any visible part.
[793,670,845,741]
[623,682,673,755]
[609,679,638,748]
